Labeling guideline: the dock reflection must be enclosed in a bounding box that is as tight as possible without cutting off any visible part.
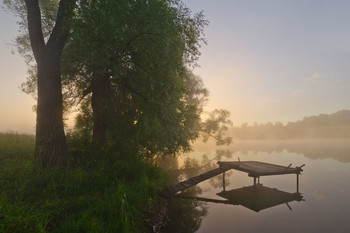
[175,184,304,212]
[218,184,303,212]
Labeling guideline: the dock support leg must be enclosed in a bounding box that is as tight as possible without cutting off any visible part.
[223,172,226,191]
[297,174,299,193]
[253,177,256,187]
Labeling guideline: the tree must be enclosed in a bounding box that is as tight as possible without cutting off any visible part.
[6,0,76,166]
[8,0,232,162]
[63,0,209,157]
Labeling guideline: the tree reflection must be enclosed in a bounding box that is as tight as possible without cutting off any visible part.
[158,156,209,233]
[192,138,350,163]
[161,188,208,233]
[229,139,350,163]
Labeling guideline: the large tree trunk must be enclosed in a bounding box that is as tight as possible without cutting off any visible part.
[35,51,68,166]
[91,74,112,146]
[25,0,76,167]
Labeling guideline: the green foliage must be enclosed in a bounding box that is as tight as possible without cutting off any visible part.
[200,109,233,145]
[61,0,208,157]
[0,133,165,233]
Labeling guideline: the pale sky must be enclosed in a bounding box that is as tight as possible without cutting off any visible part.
[1,0,350,133]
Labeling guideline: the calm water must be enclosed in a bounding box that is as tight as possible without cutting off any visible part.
[160,140,350,233]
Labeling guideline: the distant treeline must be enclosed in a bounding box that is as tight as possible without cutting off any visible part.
[231,110,350,139]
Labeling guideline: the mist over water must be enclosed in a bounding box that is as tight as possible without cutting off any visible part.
[160,139,350,233]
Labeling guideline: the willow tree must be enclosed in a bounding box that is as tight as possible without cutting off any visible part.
[63,0,210,157]
[5,0,76,166]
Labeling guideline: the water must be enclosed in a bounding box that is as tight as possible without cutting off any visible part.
[160,139,350,233]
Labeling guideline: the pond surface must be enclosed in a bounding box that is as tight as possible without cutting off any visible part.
[160,140,350,233]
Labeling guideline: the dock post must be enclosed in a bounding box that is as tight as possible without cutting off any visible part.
[296,174,299,193]
[223,172,226,191]
[253,177,256,186]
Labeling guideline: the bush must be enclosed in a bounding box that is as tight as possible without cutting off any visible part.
[0,133,165,233]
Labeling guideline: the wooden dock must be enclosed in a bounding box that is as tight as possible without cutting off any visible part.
[162,161,304,196]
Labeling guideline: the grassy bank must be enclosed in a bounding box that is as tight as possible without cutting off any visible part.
[0,133,165,233]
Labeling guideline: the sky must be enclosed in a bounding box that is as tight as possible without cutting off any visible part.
[0,5,36,133]
[1,0,350,133]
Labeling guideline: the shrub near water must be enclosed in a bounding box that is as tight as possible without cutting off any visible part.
[0,133,165,233]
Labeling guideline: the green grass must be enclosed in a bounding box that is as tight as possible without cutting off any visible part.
[0,132,35,155]
[0,133,165,233]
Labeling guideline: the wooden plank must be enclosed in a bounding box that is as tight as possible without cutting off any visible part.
[162,166,231,196]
